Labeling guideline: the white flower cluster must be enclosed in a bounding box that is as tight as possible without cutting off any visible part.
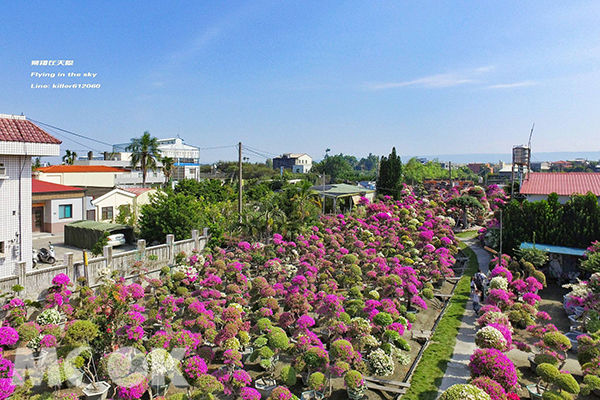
[439,384,491,400]
[98,267,115,284]
[172,264,198,281]
[489,276,508,291]
[367,348,395,376]
[283,263,298,278]
[36,308,62,326]
[147,349,177,375]
[474,326,507,351]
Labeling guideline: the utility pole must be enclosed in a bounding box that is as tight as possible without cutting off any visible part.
[238,142,243,220]
[497,209,503,269]
[448,161,452,186]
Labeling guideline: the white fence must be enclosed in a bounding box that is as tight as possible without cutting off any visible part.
[9,229,208,300]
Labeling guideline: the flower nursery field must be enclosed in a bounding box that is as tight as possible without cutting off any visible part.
[1,191,479,400]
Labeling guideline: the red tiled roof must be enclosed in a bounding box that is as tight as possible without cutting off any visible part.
[520,173,600,196]
[0,116,62,144]
[32,179,84,193]
[37,165,127,173]
[122,187,154,196]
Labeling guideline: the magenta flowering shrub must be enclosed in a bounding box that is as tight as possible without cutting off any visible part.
[0,354,16,400]
[469,348,518,391]
[470,376,507,400]
[240,387,261,400]
[183,355,208,381]
[485,289,514,311]
[0,327,19,346]
[270,386,293,400]
[115,373,148,400]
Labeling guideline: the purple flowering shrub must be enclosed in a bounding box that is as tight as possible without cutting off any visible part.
[469,348,518,391]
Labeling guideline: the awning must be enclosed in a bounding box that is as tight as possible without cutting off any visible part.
[519,242,587,257]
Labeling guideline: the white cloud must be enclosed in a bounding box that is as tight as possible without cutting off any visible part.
[368,66,494,90]
[486,80,538,89]
[370,74,477,89]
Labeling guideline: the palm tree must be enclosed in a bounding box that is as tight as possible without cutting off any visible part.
[125,131,161,188]
[161,156,175,187]
[62,150,77,165]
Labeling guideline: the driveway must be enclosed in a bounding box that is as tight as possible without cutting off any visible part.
[32,232,136,265]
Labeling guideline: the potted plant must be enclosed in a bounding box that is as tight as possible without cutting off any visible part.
[147,348,176,397]
[344,370,367,400]
[526,363,580,400]
[300,372,325,400]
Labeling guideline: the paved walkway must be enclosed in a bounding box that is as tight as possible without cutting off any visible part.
[437,238,490,395]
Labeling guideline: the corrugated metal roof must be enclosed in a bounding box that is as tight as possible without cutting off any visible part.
[520,242,587,257]
[520,172,600,196]
[0,115,62,144]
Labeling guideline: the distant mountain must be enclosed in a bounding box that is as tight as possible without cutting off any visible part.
[402,151,600,164]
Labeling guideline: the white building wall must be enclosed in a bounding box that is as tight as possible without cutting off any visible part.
[0,155,33,277]
[93,192,134,222]
[525,194,600,205]
[49,198,84,224]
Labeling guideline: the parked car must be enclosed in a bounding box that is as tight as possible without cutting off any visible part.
[107,233,126,247]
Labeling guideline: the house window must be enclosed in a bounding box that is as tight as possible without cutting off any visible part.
[101,206,113,220]
[59,205,73,219]
[0,162,5,176]
[0,241,4,257]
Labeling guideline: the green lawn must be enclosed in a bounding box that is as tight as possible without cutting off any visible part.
[401,241,479,400]
[454,230,479,240]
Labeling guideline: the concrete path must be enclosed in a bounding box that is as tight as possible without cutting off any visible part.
[436,238,491,395]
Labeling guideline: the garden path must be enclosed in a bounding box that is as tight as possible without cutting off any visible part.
[436,238,490,395]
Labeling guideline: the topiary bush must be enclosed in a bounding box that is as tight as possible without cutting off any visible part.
[279,365,297,387]
[470,376,507,400]
[439,384,491,400]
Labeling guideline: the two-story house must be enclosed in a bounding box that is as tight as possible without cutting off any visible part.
[273,153,313,173]
[0,114,61,277]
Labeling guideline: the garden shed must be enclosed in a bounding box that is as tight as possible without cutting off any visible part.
[519,242,586,281]
[64,220,134,249]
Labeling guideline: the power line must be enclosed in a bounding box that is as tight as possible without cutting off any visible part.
[198,144,238,150]
[30,119,113,147]
[244,145,279,157]
[41,125,104,153]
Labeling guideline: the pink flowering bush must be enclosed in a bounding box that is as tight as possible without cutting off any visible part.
[469,348,518,391]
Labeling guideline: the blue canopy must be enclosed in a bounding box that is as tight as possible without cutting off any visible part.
[520,242,587,257]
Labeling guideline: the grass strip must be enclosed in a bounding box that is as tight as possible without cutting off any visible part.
[454,230,479,240]
[401,241,479,400]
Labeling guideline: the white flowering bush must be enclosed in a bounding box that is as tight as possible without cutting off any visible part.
[489,276,508,291]
[147,348,177,377]
[361,335,380,349]
[439,384,491,400]
[397,353,411,366]
[172,264,198,281]
[367,348,394,376]
[36,308,61,326]
[474,326,508,351]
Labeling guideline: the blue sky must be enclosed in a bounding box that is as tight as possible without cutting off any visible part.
[2,1,600,163]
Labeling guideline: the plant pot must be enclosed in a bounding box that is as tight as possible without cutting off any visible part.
[528,355,538,373]
[82,381,110,400]
[150,382,170,397]
[569,315,582,330]
[593,388,600,397]
[300,390,324,400]
[66,368,84,388]
[347,385,367,400]
[433,279,444,289]
[255,377,277,399]
[31,349,49,365]
[241,346,254,363]
[565,331,583,352]
[526,384,543,400]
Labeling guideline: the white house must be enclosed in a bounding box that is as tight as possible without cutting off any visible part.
[0,114,60,276]
[91,187,156,222]
[32,179,87,234]
[273,153,313,173]
[35,165,127,188]
[112,136,201,182]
